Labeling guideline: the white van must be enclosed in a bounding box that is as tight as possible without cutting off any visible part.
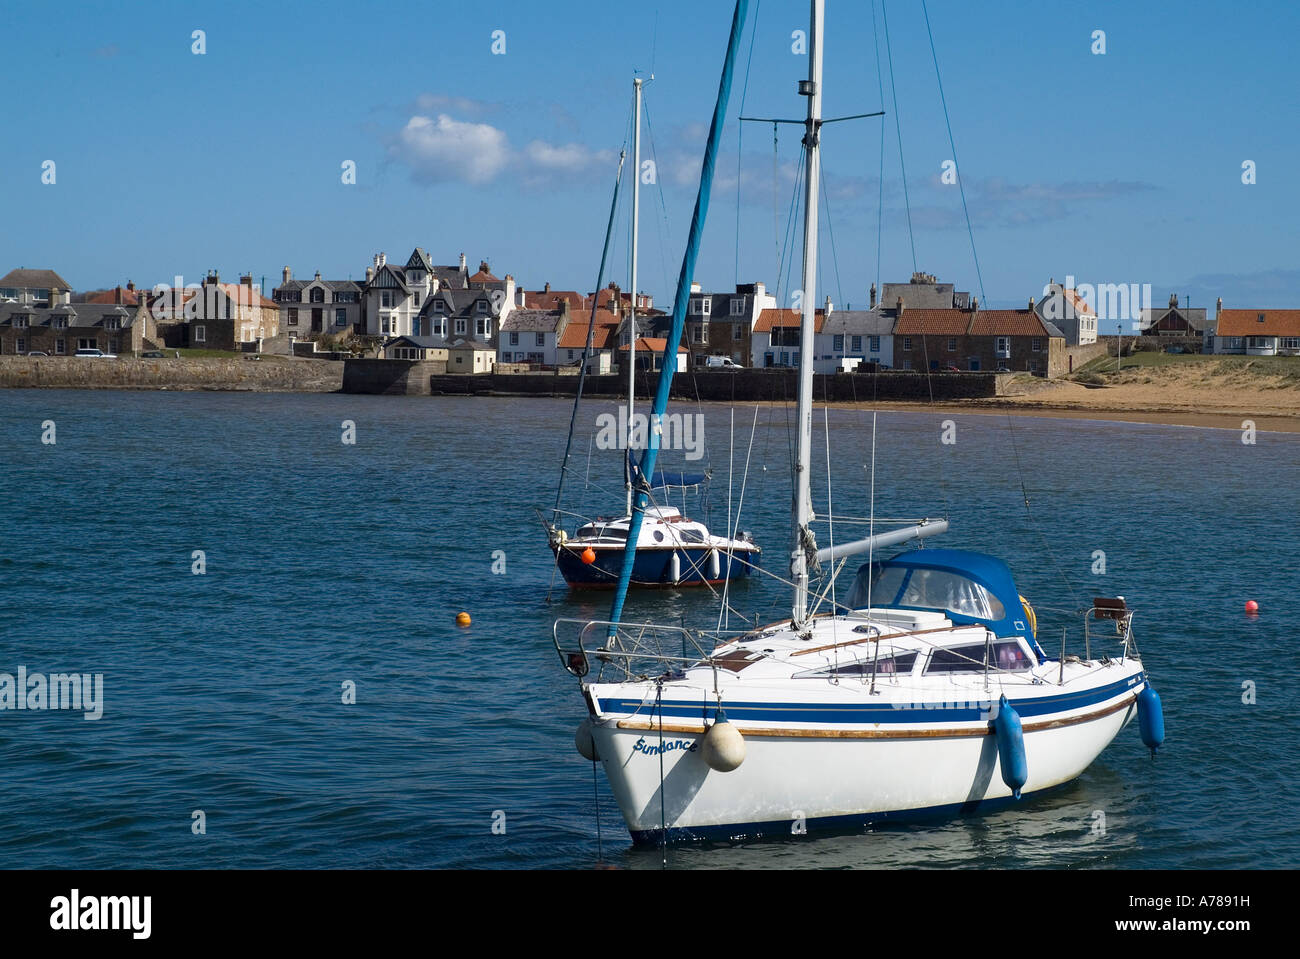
[705,356,742,370]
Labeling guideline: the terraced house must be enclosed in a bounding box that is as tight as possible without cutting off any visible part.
[669,281,775,368]
[1,268,157,354]
[273,268,362,338]
[155,272,279,350]
[892,301,1066,376]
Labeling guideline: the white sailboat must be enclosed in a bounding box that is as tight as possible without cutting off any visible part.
[548,76,759,590]
[555,0,1164,843]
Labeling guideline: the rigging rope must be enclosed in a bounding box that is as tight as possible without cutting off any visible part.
[880,0,917,272]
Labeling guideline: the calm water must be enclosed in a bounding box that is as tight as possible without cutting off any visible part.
[0,389,1296,869]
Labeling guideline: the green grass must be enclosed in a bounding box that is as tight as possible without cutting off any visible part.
[1079,351,1300,378]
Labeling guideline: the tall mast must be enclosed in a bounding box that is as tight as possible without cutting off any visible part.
[627,77,643,516]
[791,0,823,627]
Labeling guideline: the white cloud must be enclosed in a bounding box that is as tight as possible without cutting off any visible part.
[390,114,510,185]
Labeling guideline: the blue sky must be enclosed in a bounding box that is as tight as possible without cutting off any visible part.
[3,0,1297,317]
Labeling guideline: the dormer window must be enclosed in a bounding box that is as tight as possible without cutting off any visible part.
[476,300,489,313]
[1258,313,1266,322]
[435,299,448,312]
[310,287,325,304]
[105,318,121,330]
[730,299,746,316]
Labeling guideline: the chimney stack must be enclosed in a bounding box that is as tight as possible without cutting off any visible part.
[895,295,904,317]
[544,282,551,293]
[1169,293,1178,308]
[365,265,375,283]
[459,252,467,273]
[869,283,877,309]
[283,266,291,285]
[315,271,322,281]
[1029,297,1035,310]
[1216,296,1223,313]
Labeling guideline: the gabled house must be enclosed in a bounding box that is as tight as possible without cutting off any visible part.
[72,282,144,306]
[361,249,430,337]
[751,307,827,368]
[274,268,362,338]
[499,307,567,365]
[554,307,621,373]
[447,338,496,374]
[818,308,896,370]
[416,285,510,344]
[1139,293,1210,340]
[1214,306,1300,356]
[384,335,450,363]
[618,337,688,375]
[169,272,279,349]
[1037,280,1099,345]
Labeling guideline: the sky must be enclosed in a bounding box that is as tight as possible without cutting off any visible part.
[3,0,1298,320]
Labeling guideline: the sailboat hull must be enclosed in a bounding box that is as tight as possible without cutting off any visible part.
[555,544,758,589]
[587,667,1144,843]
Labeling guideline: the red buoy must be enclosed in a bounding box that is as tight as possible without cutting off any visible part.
[1245,600,1259,614]
[581,547,596,565]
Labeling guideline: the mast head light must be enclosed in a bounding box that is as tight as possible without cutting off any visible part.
[798,79,816,96]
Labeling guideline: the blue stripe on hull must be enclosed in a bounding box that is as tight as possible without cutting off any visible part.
[627,781,1074,845]
[599,673,1144,724]
[556,545,756,589]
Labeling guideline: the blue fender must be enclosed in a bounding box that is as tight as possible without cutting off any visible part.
[994,694,1028,799]
[1137,685,1165,757]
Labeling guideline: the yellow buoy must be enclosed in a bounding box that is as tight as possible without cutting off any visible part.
[456,611,471,627]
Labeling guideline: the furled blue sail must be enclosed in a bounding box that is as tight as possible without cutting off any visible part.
[606,0,749,637]
[649,471,708,489]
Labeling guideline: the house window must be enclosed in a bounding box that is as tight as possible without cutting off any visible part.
[995,336,1009,356]
[1226,337,1243,349]
[16,337,25,353]
[903,337,913,351]
[435,300,448,312]
[850,335,862,352]
[105,317,121,330]
[310,287,324,304]
[692,326,704,343]
[432,320,445,337]
[288,308,298,325]
[509,332,519,345]
[78,338,96,350]
[833,334,844,352]
[730,299,746,316]
[456,319,467,335]
[947,337,956,351]
[194,325,206,343]
[568,350,576,360]
[1031,338,1042,352]
[476,300,489,313]
[381,292,393,308]
[536,333,545,347]
[476,318,490,336]
[336,309,347,326]
[381,317,390,334]
[869,335,880,352]
[1282,338,1300,349]
[13,316,28,328]
[53,317,67,329]
[55,338,66,355]
[412,293,421,308]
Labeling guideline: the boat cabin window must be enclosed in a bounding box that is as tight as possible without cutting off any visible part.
[800,652,917,679]
[678,529,705,544]
[576,524,628,542]
[925,640,1029,674]
[848,564,1006,621]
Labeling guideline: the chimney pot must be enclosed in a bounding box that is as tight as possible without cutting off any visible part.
[869,283,877,309]
[544,282,551,293]
[283,266,291,285]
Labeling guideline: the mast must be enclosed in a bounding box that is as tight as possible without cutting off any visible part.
[627,77,643,516]
[791,0,824,628]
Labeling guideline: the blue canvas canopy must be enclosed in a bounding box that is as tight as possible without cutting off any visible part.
[650,470,708,489]
[844,548,1045,657]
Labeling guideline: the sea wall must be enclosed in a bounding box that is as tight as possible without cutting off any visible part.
[341,358,446,395]
[0,356,343,392]
[402,368,1011,401]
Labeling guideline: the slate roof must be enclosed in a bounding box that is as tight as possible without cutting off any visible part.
[0,303,140,328]
[821,309,895,337]
[419,287,500,318]
[405,248,434,273]
[1140,306,1211,333]
[388,335,449,350]
[500,309,561,333]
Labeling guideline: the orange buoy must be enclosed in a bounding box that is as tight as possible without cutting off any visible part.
[456,611,471,626]
[1245,600,1259,614]
[581,547,597,565]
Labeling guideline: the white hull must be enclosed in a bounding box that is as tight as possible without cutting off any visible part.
[585,654,1146,841]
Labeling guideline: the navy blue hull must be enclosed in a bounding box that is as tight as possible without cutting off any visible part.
[555,545,757,588]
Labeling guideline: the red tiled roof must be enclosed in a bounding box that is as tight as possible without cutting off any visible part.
[892,309,971,336]
[525,290,586,310]
[1215,309,1300,337]
[1063,289,1094,317]
[80,287,141,305]
[618,337,689,353]
[556,310,620,349]
[969,309,1049,336]
[217,283,277,309]
[469,270,500,283]
[754,308,825,333]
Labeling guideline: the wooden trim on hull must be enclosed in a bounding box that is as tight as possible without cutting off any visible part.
[612,693,1137,740]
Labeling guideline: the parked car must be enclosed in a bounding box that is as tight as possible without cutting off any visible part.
[26,351,49,356]
[74,348,116,358]
[141,350,165,358]
[995,365,1012,373]
[940,364,962,373]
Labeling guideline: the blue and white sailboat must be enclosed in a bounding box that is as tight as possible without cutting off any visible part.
[547,75,759,590]
[554,0,1164,843]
